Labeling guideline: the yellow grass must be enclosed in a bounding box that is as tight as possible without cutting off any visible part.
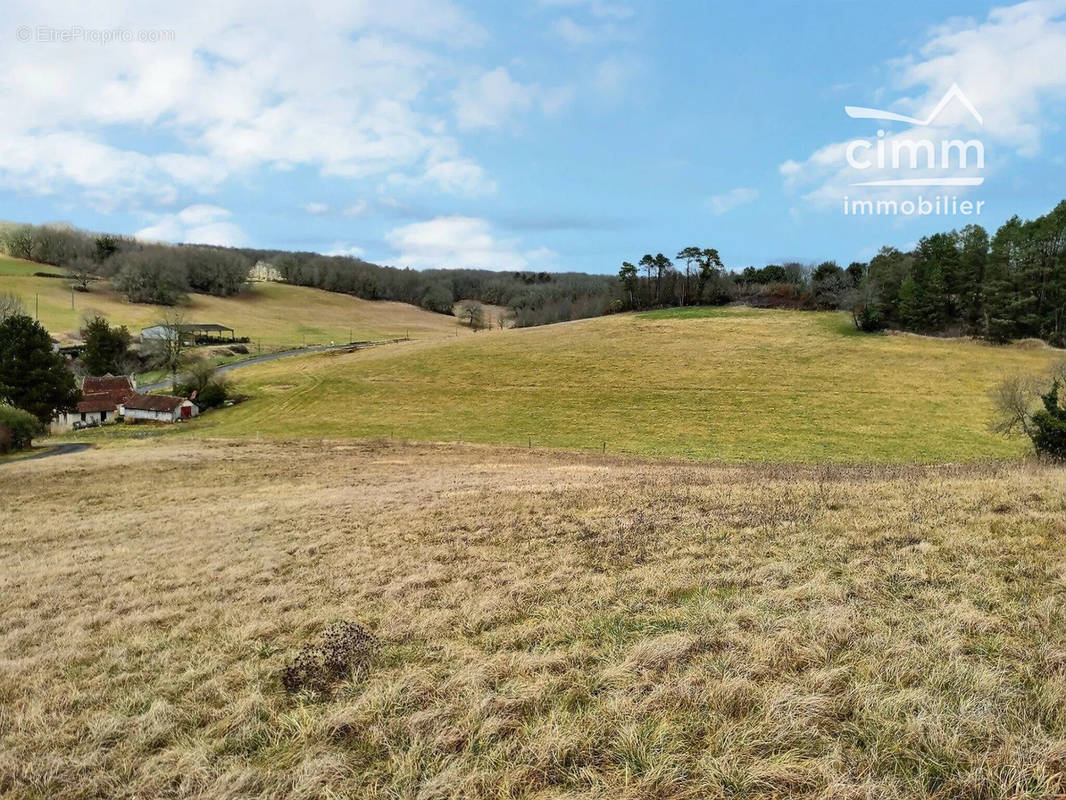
[169,307,1064,463]
[3,439,1065,799]
[0,256,468,347]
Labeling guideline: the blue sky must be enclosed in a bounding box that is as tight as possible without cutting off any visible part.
[2,0,1065,273]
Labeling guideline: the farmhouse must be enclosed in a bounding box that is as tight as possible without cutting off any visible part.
[141,323,236,343]
[51,375,137,432]
[122,393,199,423]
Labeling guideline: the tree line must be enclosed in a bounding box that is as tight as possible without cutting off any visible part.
[0,223,618,327]
[615,200,1066,347]
[2,198,1064,342]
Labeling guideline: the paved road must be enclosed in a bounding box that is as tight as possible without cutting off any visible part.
[2,442,91,464]
[140,340,392,391]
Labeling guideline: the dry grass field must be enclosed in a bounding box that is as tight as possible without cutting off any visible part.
[3,439,1066,799]
[169,307,1065,463]
[0,256,468,348]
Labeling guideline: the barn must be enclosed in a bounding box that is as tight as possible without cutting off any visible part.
[121,393,199,423]
[140,323,236,343]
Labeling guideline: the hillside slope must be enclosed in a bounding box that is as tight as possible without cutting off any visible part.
[177,307,1062,462]
[0,256,468,347]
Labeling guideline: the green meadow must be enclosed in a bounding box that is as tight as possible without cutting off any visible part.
[162,307,1063,463]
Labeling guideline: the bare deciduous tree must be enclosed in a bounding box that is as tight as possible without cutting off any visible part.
[0,292,23,321]
[146,310,189,386]
[458,301,485,331]
[990,374,1041,438]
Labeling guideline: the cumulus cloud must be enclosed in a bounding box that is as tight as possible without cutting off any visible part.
[304,202,330,214]
[453,67,573,130]
[707,187,759,214]
[135,205,247,246]
[0,0,493,211]
[782,0,1066,208]
[386,216,546,269]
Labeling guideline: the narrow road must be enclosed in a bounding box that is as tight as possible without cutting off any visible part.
[2,443,91,464]
[140,340,398,391]
[2,340,407,466]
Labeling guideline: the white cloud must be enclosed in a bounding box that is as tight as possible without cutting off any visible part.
[707,187,759,214]
[422,158,497,195]
[135,204,247,246]
[541,0,635,45]
[342,201,369,217]
[177,204,232,225]
[324,243,366,257]
[0,0,494,210]
[386,216,542,269]
[454,67,534,130]
[184,221,249,247]
[453,66,576,131]
[782,0,1066,208]
[538,0,634,21]
[304,202,330,214]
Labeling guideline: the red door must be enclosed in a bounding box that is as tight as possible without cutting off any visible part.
[181,404,191,419]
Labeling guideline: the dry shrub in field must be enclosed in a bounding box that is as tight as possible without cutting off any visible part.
[281,621,378,694]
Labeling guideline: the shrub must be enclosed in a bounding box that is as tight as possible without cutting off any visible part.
[281,620,377,694]
[196,380,229,409]
[0,404,41,452]
[1031,380,1066,460]
[852,303,885,332]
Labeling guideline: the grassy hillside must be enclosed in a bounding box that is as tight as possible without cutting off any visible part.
[4,440,1065,798]
[0,256,468,347]
[174,307,1063,463]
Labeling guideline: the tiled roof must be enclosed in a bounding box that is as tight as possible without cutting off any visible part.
[76,394,119,413]
[83,375,134,394]
[122,393,187,413]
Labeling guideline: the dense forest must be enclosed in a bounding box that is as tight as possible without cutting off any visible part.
[1,199,1063,342]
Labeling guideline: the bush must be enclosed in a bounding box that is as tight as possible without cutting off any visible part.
[196,380,229,409]
[852,303,885,332]
[0,404,41,452]
[1031,380,1066,460]
[281,620,377,694]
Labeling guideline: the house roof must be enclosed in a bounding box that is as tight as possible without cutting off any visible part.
[76,394,119,413]
[82,376,135,406]
[122,393,189,412]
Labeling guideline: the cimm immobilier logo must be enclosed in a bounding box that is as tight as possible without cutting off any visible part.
[842,83,985,217]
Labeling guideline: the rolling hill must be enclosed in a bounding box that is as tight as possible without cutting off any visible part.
[157,306,1063,463]
[0,256,470,348]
